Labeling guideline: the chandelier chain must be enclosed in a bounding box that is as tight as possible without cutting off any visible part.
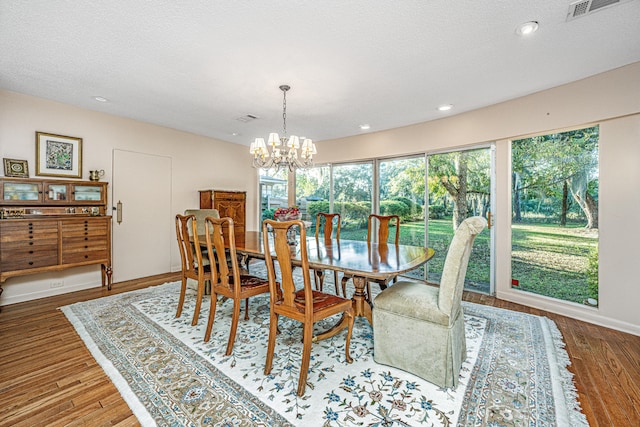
[282,89,287,138]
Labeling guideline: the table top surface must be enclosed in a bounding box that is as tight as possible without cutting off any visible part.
[209,230,435,281]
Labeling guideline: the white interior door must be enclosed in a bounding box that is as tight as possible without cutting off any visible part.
[112,150,172,282]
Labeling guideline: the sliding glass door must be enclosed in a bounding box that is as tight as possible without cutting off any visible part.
[295,165,330,226]
[259,168,288,221]
[288,148,495,294]
[378,156,426,279]
[426,147,494,293]
[331,162,373,241]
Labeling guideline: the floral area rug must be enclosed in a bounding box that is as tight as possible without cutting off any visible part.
[61,272,588,427]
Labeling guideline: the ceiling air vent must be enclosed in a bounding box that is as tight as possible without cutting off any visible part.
[566,0,635,21]
[236,114,258,123]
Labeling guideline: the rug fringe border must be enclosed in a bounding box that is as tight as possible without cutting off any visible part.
[59,285,173,427]
[540,316,589,427]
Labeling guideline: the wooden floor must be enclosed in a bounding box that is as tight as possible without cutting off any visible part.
[1,274,639,426]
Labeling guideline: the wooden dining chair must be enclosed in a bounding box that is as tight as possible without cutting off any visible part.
[341,214,401,297]
[313,212,342,295]
[367,214,400,245]
[175,214,210,326]
[262,219,354,396]
[202,217,271,355]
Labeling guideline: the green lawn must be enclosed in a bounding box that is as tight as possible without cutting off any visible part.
[512,223,597,303]
[337,218,597,303]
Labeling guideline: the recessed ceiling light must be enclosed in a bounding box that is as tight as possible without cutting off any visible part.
[516,21,539,36]
[231,132,240,136]
[437,104,453,112]
[92,96,108,102]
[359,124,370,130]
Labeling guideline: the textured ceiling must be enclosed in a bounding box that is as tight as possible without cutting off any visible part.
[1,1,639,146]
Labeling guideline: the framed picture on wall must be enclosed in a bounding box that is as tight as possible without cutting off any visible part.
[3,158,29,178]
[36,131,83,178]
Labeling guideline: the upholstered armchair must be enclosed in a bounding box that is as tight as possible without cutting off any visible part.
[184,209,220,235]
[184,209,221,267]
[372,216,487,388]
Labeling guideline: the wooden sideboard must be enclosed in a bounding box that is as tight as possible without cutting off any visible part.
[0,178,112,296]
[199,190,246,235]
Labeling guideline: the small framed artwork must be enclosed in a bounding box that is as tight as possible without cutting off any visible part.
[36,132,83,178]
[3,158,29,178]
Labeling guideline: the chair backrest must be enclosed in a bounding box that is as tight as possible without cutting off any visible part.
[185,209,220,235]
[203,216,241,296]
[367,214,400,244]
[315,212,341,242]
[262,219,313,318]
[438,216,487,318]
[175,214,203,274]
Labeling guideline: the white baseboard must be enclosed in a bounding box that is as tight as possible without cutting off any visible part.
[497,289,640,337]
[0,282,101,306]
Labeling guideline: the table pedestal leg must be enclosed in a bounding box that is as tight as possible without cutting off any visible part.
[351,276,373,325]
[314,275,372,342]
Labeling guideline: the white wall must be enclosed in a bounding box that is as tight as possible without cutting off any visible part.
[2,62,639,335]
[315,62,640,335]
[0,90,259,304]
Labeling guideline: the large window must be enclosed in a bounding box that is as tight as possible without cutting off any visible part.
[511,126,599,305]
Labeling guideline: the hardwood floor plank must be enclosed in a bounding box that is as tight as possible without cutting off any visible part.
[1,272,638,426]
[576,389,597,427]
[112,415,141,427]
[2,401,76,427]
[571,355,612,427]
[585,328,640,425]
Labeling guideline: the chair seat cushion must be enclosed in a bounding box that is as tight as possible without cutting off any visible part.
[293,289,349,312]
[373,281,451,326]
[237,274,269,289]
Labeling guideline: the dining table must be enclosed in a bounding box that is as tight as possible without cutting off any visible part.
[203,230,435,339]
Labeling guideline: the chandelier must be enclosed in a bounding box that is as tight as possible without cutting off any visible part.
[249,85,317,171]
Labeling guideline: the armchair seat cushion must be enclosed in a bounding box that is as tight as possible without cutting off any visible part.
[373,281,451,326]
